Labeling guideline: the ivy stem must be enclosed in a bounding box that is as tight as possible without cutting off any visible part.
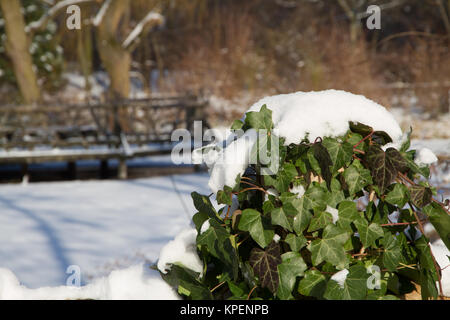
[238,187,267,194]
[353,130,374,149]
[247,286,257,300]
[210,281,226,293]
[380,220,427,227]
[409,201,445,299]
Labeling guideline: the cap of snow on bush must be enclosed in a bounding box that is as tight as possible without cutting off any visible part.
[207,90,403,193]
[414,148,438,167]
[157,228,203,275]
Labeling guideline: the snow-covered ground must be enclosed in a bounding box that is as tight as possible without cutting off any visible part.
[0,89,448,299]
[0,173,210,289]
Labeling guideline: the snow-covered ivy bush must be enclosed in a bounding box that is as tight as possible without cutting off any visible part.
[160,91,450,300]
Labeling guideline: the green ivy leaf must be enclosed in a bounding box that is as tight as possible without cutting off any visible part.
[310,224,350,269]
[385,183,409,208]
[403,156,430,178]
[423,203,450,249]
[337,201,360,232]
[271,203,296,232]
[192,211,209,233]
[197,219,238,279]
[298,270,327,298]
[288,184,327,234]
[308,210,333,232]
[343,160,372,195]
[284,233,307,252]
[325,178,347,208]
[409,185,432,208]
[324,265,369,300]
[161,264,213,300]
[264,162,297,193]
[217,186,233,205]
[277,252,307,300]
[231,119,244,130]
[382,231,402,272]
[354,218,384,248]
[312,142,333,190]
[249,241,282,294]
[191,192,221,221]
[239,209,274,248]
[322,137,353,173]
[245,104,273,131]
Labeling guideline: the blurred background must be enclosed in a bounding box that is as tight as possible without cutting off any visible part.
[0,0,449,133]
[0,0,449,290]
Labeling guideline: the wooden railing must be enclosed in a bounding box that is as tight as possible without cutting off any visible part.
[0,95,209,179]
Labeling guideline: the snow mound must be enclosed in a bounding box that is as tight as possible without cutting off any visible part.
[157,228,203,275]
[414,148,438,167]
[0,264,179,300]
[208,90,403,193]
[247,90,402,145]
[430,239,450,297]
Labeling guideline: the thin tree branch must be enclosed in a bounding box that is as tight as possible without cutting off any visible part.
[27,0,96,35]
[122,10,164,51]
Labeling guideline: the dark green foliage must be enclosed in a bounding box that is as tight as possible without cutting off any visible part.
[161,107,449,300]
[0,0,63,89]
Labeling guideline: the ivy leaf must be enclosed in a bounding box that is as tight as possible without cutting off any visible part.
[231,119,244,130]
[343,160,372,195]
[284,233,307,252]
[365,146,406,194]
[161,265,213,300]
[298,270,327,298]
[264,162,297,193]
[245,104,273,131]
[227,281,246,299]
[197,219,238,279]
[308,210,333,232]
[287,184,326,234]
[385,183,409,208]
[400,128,412,152]
[403,156,430,178]
[217,186,233,205]
[337,201,360,232]
[310,224,350,269]
[325,178,346,208]
[192,211,209,233]
[324,265,369,300]
[191,192,221,221]
[277,252,307,300]
[354,218,384,248]
[322,137,353,173]
[249,241,282,294]
[349,122,393,145]
[423,203,450,249]
[271,203,296,232]
[409,185,432,208]
[239,209,274,248]
[312,142,333,190]
[382,231,402,272]
[385,148,408,172]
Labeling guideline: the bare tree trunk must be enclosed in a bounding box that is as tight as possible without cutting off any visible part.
[96,0,131,99]
[0,0,41,104]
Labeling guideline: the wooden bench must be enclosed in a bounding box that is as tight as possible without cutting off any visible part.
[0,95,209,180]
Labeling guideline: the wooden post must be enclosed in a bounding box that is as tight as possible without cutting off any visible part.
[67,161,77,180]
[100,160,109,179]
[118,158,128,180]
